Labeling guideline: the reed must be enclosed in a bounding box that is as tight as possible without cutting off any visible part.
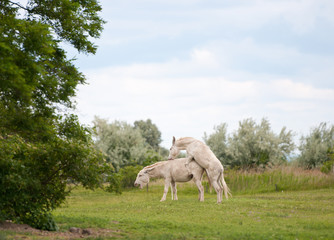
[223,166,334,195]
[141,166,334,196]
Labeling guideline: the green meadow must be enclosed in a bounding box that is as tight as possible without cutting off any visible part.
[3,169,334,239]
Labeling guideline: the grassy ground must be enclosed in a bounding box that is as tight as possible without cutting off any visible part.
[2,169,334,240]
[53,184,334,240]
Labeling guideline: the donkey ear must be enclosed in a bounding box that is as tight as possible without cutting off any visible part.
[172,136,176,145]
[144,168,154,173]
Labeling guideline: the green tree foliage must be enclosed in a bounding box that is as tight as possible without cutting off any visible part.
[93,117,165,191]
[298,123,334,169]
[104,151,164,193]
[118,165,144,188]
[0,123,110,230]
[204,118,295,169]
[93,117,150,171]
[134,119,162,151]
[0,0,109,230]
[228,118,295,168]
[321,147,334,174]
[203,123,228,163]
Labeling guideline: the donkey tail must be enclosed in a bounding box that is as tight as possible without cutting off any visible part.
[220,171,232,199]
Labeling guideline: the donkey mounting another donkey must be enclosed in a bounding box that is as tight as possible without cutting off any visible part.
[135,136,231,203]
[168,136,231,203]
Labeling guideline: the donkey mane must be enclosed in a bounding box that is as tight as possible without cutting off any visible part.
[177,137,196,142]
[175,137,199,148]
[143,161,168,170]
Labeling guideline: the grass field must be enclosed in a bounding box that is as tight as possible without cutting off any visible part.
[2,169,334,240]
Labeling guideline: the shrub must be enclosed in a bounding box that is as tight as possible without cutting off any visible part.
[298,123,334,169]
[0,130,111,230]
[119,165,143,189]
[321,160,334,174]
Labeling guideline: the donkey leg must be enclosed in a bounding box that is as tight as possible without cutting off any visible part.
[205,170,213,193]
[207,170,221,203]
[211,180,222,204]
[170,182,173,200]
[194,179,204,202]
[171,181,178,200]
[160,179,170,202]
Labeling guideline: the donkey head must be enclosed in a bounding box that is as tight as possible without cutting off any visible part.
[134,168,152,189]
[167,136,180,160]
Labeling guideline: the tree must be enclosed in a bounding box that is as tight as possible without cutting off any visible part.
[0,0,109,230]
[93,117,149,171]
[203,123,228,164]
[134,119,162,151]
[227,118,295,169]
[298,123,334,169]
[93,117,165,191]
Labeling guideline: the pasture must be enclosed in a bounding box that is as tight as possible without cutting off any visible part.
[2,169,334,240]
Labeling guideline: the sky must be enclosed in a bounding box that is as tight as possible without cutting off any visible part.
[68,0,334,148]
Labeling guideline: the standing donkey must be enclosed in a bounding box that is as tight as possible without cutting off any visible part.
[168,137,231,203]
[134,157,205,202]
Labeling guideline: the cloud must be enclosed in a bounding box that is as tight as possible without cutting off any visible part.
[190,49,219,67]
[72,0,334,148]
[76,45,334,147]
[99,0,334,48]
[270,79,334,101]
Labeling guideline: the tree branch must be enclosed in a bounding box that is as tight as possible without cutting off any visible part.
[8,0,30,12]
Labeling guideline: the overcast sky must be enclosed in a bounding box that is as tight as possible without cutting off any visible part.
[69,0,334,148]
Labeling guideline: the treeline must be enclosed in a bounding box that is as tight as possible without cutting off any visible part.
[92,117,168,193]
[204,119,334,171]
[93,117,334,193]
[93,117,168,170]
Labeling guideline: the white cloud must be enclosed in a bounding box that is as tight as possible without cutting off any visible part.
[99,0,334,47]
[73,0,334,148]
[190,49,219,67]
[270,79,334,101]
[76,45,334,147]
[266,101,316,112]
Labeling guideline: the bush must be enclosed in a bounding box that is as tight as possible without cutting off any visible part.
[298,123,334,169]
[119,165,143,188]
[105,151,163,193]
[105,172,122,194]
[21,212,58,231]
[321,160,334,174]
[105,165,143,193]
[0,129,112,231]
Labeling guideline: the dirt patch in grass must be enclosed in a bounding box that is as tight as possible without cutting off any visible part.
[0,221,121,239]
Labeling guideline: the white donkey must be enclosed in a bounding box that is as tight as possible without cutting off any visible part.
[134,157,205,202]
[168,137,231,203]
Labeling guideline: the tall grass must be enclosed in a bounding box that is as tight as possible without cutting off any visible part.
[223,166,334,195]
[144,166,334,197]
